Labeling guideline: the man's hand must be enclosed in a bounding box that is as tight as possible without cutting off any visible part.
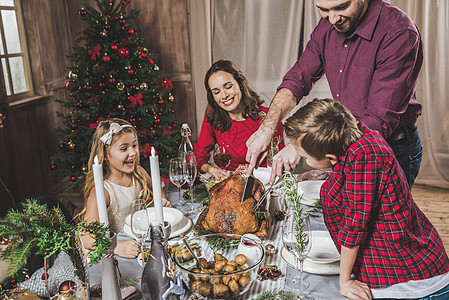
[340,278,372,300]
[245,125,274,176]
[269,144,301,182]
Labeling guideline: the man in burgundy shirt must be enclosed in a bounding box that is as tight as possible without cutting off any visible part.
[246,0,423,188]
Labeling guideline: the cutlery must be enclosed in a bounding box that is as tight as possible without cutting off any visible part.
[179,234,203,270]
[241,172,255,202]
[252,177,280,212]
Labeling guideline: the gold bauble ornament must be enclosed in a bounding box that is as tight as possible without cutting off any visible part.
[142,47,149,55]
[116,81,125,91]
[93,64,101,73]
[81,165,88,172]
[154,64,159,71]
[100,29,108,37]
[58,292,75,300]
[117,103,124,110]
[140,82,148,90]
[168,93,174,102]
[68,140,75,149]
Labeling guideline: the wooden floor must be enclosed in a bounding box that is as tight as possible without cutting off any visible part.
[57,183,449,255]
[411,184,449,256]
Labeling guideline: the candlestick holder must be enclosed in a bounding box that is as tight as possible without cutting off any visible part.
[102,233,122,300]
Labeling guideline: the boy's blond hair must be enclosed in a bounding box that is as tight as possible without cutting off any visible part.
[284,98,362,159]
[79,118,152,221]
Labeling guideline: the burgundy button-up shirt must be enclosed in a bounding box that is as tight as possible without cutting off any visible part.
[278,0,423,139]
[321,122,449,288]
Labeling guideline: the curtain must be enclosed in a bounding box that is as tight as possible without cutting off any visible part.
[189,0,449,188]
[188,0,214,137]
[390,0,449,188]
[212,0,304,104]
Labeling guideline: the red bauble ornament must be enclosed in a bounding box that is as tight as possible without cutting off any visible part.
[121,26,125,31]
[111,44,118,52]
[128,29,134,35]
[150,129,156,135]
[59,280,77,295]
[71,123,78,130]
[158,99,164,104]
[104,24,111,30]
[154,118,161,125]
[108,78,116,84]
[99,82,105,88]
[102,55,111,63]
[78,9,87,17]
[49,162,56,170]
[70,176,77,182]
[117,47,129,58]
[65,81,77,91]
[127,69,134,75]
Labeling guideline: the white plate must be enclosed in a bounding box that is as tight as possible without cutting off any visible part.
[307,230,340,264]
[253,167,272,186]
[125,207,184,232]
[281,247,340,275]
[123,216,192,240]
[297,180,325,207]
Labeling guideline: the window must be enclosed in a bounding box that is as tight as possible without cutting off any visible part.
[0,0,32,101]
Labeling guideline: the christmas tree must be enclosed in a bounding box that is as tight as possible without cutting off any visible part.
[52,0,179,184]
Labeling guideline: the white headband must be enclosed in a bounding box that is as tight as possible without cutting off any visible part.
[100,123,133,145]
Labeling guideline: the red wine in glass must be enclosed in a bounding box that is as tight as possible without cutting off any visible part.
[214,153,231,169]
[213,143,231,170]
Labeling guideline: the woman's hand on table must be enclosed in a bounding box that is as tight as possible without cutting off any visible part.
[114,240,140,259]
[202,164,230,179]
[340,278,372,300]
[162,198,172,207]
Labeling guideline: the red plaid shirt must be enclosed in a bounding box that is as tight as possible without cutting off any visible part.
[321,123,449,288]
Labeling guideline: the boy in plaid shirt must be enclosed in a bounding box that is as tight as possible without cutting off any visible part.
[283,98,449,300]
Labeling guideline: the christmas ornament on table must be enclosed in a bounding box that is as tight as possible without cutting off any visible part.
[0,199,111,299]
[52,0,180,188]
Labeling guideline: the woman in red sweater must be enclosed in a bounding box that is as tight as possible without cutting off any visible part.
[194,60,285,179]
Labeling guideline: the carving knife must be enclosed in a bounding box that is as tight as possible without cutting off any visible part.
[241,173,255,202]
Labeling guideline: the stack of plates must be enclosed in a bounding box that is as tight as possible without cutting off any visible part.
[281,230,340,275]
[123,207,192,240]
[297,180,325,206]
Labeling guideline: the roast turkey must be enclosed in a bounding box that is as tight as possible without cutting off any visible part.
[194,173,269,237]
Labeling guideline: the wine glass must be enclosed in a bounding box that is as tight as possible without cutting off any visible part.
[283,212,313,299]
[212,143,231,170]
[169,157,187,208]
[184,151,199,215]
[130,199,150,261]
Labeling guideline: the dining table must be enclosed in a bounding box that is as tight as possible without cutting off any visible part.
[88,177,347,300]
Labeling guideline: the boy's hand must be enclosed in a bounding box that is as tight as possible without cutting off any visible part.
[340,278,372,300]
[114,240,140,258]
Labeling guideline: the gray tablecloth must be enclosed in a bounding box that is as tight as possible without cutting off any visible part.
[88,182,346,299]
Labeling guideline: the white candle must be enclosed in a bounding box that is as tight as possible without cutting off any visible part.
[93,155,109,227]
[149,147,164,223]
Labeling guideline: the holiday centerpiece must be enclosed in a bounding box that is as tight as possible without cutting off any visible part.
[0,199,111,299]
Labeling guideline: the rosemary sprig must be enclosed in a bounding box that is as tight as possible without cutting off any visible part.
[205,235,239,252]
[252,288,295,300]
[282,172,307,254]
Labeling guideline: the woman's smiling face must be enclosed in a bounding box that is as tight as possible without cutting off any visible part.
[208,70,244,118]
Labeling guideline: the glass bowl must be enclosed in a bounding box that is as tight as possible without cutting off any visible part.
[173,233,265,299]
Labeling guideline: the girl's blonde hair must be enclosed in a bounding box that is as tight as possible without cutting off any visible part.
[79,118,152,220]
